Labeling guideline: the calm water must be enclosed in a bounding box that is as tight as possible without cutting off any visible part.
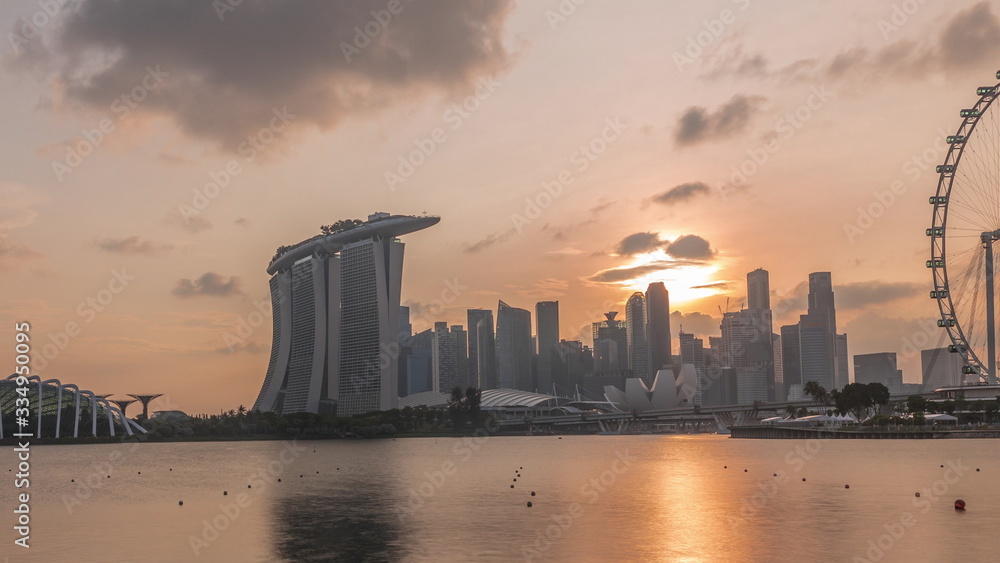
[2,435,998,562]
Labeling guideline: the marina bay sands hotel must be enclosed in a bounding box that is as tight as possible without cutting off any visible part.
[253,212,439,417]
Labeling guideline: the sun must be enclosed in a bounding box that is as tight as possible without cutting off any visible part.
[621,250,725,305]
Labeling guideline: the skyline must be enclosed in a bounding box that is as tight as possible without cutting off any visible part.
[1,0,997,413]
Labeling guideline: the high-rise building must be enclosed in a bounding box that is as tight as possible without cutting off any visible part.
[798,313,834,390]
[679,331,705,367]
[854,352,902,394]
[772,333,783,395]
[467,308,495,390]
[252,213,438,417]
[836,333,849,388]
[780,324,801,400]
[496,300,532,391]
[625,292,651,385]
[646,282,672,372]
[747,268,770,310]
[433,323,468,393]
[593,312,629,372]
[536,301,561,393]
[721,310,755,369]
[406,329,434,395]
[921,347,963,391]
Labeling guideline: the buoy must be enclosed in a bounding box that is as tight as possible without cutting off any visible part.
[941,465,945,468]
[71,479,74,482]
[527,501,532,507]
[773,473,777,477]
[178,501,183,506]
[316,471,320,474]
[510,485,514,489]
[744,469,748,473]
[531,491,536,496]
[278,479,281,482]
[802,478,807,482]
[977,468,981,472]
[520,466,523,469]
[915,492,921,497]
[224,491,228,496]
[514,478,517,482]
[248,484,252,488]
[337,468,340,470]
[845,485,850,489]
[300,475,303,478]
[138,471,141,475]
[558,437,562,439]
[169,468,172,471]
[107,475,110,478]
[955,499,966,510]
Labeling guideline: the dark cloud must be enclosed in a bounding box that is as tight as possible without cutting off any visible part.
[95,235,173,255]
[939,2,1000,69]
[587,260,704,284]
[664,235,715,260]
[172,272,243,298]
[464,229,515,253]
[614,232,663,256]
[835,281,922,310]
[675,95,764,146]
[691,281,730,290]
[234,218,250,227]
[11,0,514,148]
[649,182,711,206]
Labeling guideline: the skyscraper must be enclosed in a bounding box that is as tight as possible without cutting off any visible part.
[747,268,770,310]
[467,308,495,390]
[535,301,560,392]
[801,271,840,391]
[253,213,439,417]
[921,347,963,391]
[780,324,802,400]
[433,322,467,393]
[626,292,651,385]
[496,300,532,391]
[646,282,672,372]
[593,312,629,372]
[854,352,902,394]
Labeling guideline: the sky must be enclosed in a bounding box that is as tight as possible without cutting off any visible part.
[1,0,998,414]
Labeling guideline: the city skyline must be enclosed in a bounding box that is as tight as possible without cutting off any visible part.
[0,1,995,413]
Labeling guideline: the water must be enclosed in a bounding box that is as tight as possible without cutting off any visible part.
[2,435,998,562]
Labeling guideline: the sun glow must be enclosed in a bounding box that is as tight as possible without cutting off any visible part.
[619,250,725,305]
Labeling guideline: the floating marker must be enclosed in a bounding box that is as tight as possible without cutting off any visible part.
[278,479,281,482]
[802,478,807,482]
[845,485,850,489]
[527,501,532,507]
[248,484,252,488]
[977,468,981,472]
[915,492,921,497]
[224,491,228,496]
[71,479,74,482]
[510,485,514,489]
[138,472,141,475]
[955,499,966,510]
[178,501,183,506]
[531,491,536,496]
[744,469,748,473]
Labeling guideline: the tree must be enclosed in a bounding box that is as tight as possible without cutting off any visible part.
[785,404,797,418]
[906,395,927,414]
[803,381,830,405]
[830,382,890,422]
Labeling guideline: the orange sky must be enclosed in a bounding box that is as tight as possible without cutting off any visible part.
[1,0,997,414]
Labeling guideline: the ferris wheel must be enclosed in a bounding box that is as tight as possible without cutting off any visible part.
[928,70,1000,385]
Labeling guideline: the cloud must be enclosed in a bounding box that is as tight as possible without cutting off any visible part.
[164,208,212,233]
[234,218,250,227]
[587,260,703,284]
[835,281,922,310]
[691,281,730,290]
[664,235,715,260]
[670,310,720,339]
[12,0,515,148]
[649,182,711,206]
[614,232,664,256]
[94,235,173,255]
[0,236,42,268]
[172,272,243,298]
[464,229,515,253]
[939,2,1000,69]
[675,95,764,146]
